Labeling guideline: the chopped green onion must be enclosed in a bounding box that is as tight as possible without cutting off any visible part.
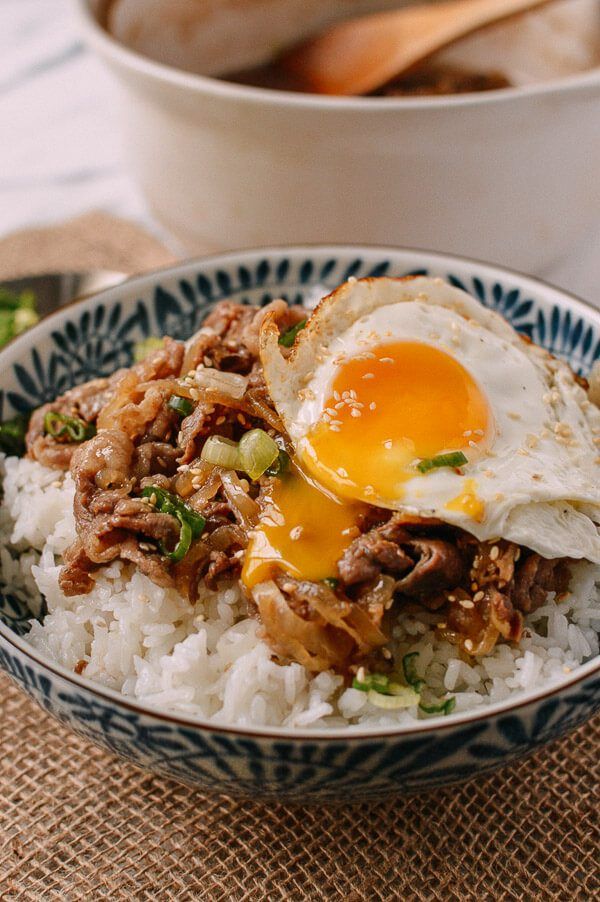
[416,451,468,474]
[168,395,194,417]
[142,486,205,562]
[0,287,36,311]
[367,687,420,709]
[238,428,279,480]
[0,288,39,348]
[402,652,425,692]
[0,415,28,456]
[322,577,339,590]
[265,448,290,477]
[352,672,391,694]
[133,336,164,363]
[43,411,95,443]
[278,319,307,348]
[419,697,457,716]
[201,435,241,470]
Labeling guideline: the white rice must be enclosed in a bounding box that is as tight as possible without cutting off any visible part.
[1,454,599,729]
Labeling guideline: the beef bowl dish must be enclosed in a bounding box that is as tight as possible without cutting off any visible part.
[0,246,599,802]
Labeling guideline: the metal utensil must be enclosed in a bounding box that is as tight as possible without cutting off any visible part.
[0,270,128,319]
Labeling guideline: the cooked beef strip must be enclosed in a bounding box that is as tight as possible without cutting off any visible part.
[513,554,572,613]
[26,376,122,471]
[339,514,464,602]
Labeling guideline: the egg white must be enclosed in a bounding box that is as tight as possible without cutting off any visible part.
[260,277,600,562]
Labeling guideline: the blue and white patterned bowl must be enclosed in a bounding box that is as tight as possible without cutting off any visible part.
[1,246,599,803]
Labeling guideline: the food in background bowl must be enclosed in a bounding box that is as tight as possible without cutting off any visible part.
[103,0,600,95]
[3,276,599,729]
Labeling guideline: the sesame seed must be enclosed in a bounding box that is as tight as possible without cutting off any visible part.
[473,590,485,603]
[383,440,393,450]
[333,391,340,401]
[382,648,392,660]
[464,639,474,652]
[369,402,377,411]
[356,666,366,682]
[490,545,499,561]
[463,430,472,437]
[460,599,475,609]
[289,526,303,541]
[362,373,375,380]
[507,412,521,420]
[350,409,361,418]
[337,468,349,478]
[468,440,478,449]
[437,622,447,629]
[380,357,394,364]
[473,429,484,436]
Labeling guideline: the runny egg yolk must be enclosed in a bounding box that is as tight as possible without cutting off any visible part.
[241,465,365,589]
[302,341,491,504]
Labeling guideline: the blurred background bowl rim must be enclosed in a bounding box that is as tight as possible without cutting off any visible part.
[76,0,600,111]
[0,241,599,740]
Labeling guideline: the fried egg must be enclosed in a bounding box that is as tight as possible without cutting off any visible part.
[257,276,600,570]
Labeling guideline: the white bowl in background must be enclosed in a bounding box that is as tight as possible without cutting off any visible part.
[77,1,600,272]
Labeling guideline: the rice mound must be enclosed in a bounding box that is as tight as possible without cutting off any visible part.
[1,455,599,729]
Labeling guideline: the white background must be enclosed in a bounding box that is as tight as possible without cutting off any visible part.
[1,0,599,306]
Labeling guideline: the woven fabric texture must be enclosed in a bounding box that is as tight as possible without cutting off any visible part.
[0,215,598,899]
[0,673,598,900]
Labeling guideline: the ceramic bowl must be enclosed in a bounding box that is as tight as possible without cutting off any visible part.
[76,1,600,273]
[1,246,599,803]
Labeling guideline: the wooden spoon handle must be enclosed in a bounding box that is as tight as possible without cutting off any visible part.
[284,0,553,95]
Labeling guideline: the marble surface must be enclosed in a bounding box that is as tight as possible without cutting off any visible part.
[1,0,599,305]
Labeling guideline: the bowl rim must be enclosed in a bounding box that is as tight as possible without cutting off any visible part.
[75,0,600,112]
[1,241,599,741]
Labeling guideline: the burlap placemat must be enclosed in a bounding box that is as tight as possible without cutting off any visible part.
[0,215,598,899]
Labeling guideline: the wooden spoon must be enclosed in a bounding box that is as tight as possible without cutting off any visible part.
[281,0,553,96]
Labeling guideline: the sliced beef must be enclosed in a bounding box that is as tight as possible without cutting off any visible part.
[131,442,180,480]
[338,514,464,602]
[338,530,413,586]
[25,376,121,471]
[513,553,571,613]
[396,538,464,602]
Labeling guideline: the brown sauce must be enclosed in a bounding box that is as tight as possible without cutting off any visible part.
[224,61,512,96]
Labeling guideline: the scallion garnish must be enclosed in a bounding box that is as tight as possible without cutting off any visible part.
[419,697,457,716]
[367,687,421,709]
[402,652,425,693]
[133,336,164,363]
[167,395,194,417]
[352,672,392,694]
[0,415,28,456]
[43,411,95,443]
[265,449,290,477]
[278,319,307,348]
[416,451,467,474]
[201,435,241,470]
[0,287,39,347]
[238,428,279,480]
[353,658,456,716]
[142,486,205,563]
